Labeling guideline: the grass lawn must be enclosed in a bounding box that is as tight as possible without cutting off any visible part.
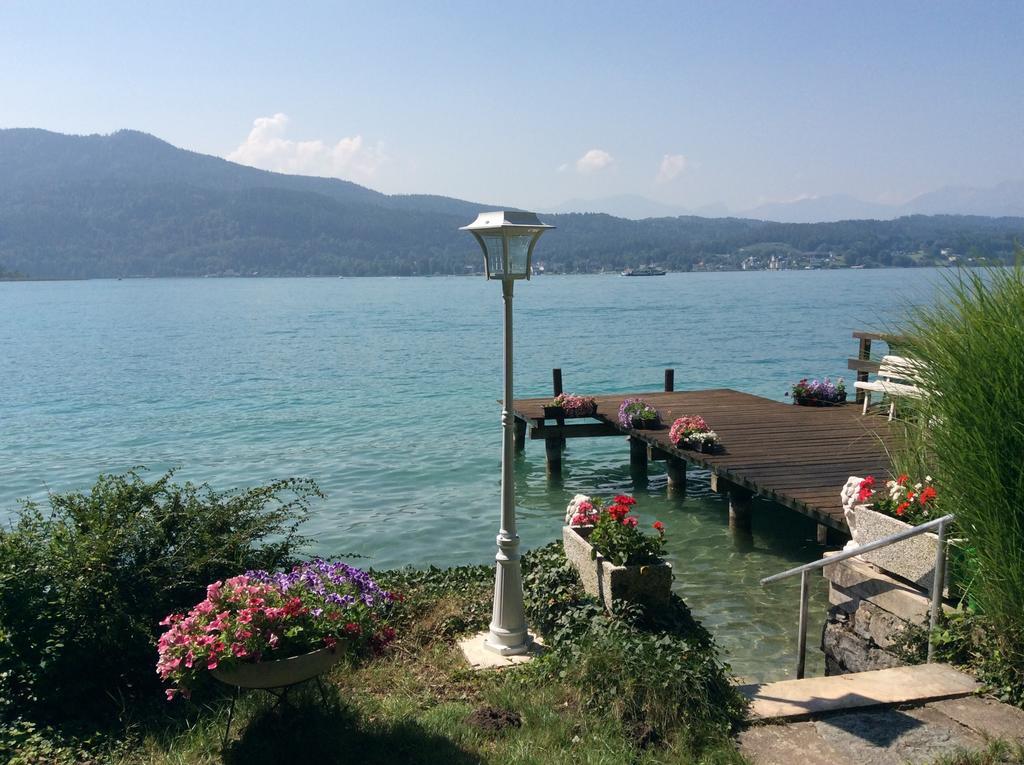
[4,544,749,764]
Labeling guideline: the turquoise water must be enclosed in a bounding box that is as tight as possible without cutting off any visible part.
[0,270,942,680]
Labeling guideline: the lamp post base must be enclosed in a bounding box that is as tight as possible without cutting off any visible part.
[458,630,545,670]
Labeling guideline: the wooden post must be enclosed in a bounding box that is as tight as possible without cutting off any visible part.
[514,418,526,452]
[666,457,687,493]
[816,523,829,545]
[728,485,754,533]
[545,436,561,476]
[629,437,648,479]
[664,368,674,392]
[552,368,565,449]
[855,335,872,404]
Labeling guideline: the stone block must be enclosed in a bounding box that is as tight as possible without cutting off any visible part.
[867,606,908,650]
[823,555,949,625]
[852,602,874,640]
[822,622,902,675]
[829,584,856,611]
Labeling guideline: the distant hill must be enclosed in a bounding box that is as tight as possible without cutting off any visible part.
[1,128,1022,278]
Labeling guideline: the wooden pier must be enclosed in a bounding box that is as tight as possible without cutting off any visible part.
[512,382,898,535]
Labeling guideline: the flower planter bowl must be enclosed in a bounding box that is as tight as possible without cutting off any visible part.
[794,394,847,407]
[544,404,598,419]
[840,476,948,595]
[211,646,344,689]
[562,525,672,612]
[630,417,660,429]
[677,439,718,453]
[543,405,565,420]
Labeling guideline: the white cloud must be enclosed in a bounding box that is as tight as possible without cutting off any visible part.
[227,113,387,182]
[575,148,614,174]
[656,153,687,183]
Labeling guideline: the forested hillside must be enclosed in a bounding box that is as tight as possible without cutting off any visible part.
[1,129,1022,278]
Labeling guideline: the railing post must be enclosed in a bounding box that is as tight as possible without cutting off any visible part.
[796,569,809,679]
[664,369,674,392]
[927,519,948,663]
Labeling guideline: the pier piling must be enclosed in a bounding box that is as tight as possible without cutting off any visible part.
[629,437,648,480]
[545,436,562,476]
[666,457,687,494]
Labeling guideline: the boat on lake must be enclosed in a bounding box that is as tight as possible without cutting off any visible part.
[622,265,667,276]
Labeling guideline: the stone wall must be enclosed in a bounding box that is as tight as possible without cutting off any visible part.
[820,553,951,675]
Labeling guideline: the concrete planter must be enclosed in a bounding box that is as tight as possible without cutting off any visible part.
[562,525,672,611]
[841,476,947,594]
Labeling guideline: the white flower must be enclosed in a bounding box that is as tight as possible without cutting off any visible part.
[925,475,933,483]
[564,494,592,524]
[914,483,923,491]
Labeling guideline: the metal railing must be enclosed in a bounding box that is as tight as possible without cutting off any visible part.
[761,513,955,679]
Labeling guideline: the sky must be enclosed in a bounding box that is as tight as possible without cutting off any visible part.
[2,1,1022,213]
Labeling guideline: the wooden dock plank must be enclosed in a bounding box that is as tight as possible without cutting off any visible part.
[513,388,898,532]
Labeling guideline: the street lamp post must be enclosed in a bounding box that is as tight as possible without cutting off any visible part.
[461,211,553,655]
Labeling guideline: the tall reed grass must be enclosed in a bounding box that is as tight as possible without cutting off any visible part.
[898,260,1024,657]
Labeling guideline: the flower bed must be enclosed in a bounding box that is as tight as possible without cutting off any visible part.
[618,398,661,429]
[788,377,847,405]
[156,560,398,699]
[668,415,720,453]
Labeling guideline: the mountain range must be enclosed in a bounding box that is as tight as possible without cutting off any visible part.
[1,128,1022,279]
[548,182,1024,223]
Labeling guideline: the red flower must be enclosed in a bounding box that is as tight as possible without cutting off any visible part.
[613,495,637,506]
[608,504,630,521]
[896,502,910,516]
[857,476,876,502]
[896,474,909,485]
[919,486,937,505]
[623,516,638,527]
[653,521,665,533]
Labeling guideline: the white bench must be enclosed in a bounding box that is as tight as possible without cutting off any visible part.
[853,355,924,420]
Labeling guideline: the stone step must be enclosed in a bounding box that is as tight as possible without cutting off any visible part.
[741,664,979,721]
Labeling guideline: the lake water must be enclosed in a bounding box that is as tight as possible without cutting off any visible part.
[0,269,943,681]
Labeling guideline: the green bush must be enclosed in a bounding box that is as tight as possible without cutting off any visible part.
[521,544,745,748]
[0,469,319,720]
[898,259,1024,699]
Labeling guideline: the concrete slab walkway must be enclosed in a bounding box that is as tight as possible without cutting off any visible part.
[739,696,1024,765]
[741,664,979,721]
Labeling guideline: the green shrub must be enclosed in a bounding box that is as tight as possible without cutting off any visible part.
[0,469,319,720]
[521,544,745,749]
[898,259,1024,700]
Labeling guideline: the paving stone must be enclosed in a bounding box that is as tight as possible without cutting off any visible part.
[929,696,1024,743]
[743,664,979,720]
[813,705,984,765]
[738,721,845,765]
